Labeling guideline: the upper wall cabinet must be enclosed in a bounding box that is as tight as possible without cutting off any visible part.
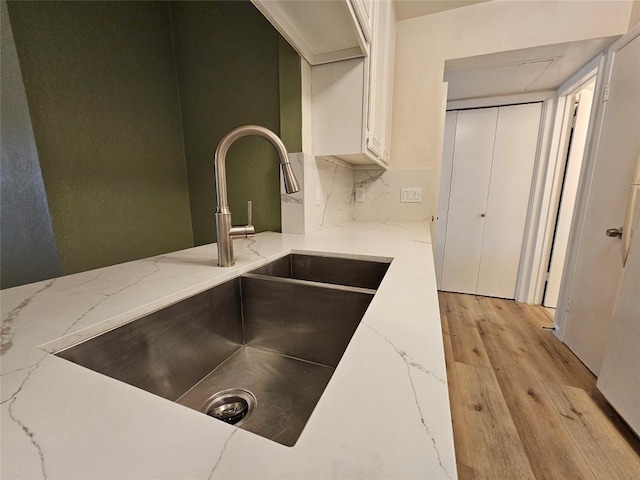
[311,0,396,168]
[251,0,368,65]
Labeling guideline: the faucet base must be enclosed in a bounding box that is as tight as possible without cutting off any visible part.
[215,213,256,267]
[215,212,234,267]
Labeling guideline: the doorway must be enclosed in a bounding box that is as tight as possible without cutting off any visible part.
[542,79,597,310]
[437,102,543,299]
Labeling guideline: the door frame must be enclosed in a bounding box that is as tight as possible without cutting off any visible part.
[543,83,595,308]
[553,25,640,339]
[524,55,603,309]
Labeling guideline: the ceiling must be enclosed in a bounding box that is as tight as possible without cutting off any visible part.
[394,0,493,21]
[443,37,619,101]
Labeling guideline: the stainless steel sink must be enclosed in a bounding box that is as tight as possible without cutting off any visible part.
[249,252,391,290]
[56,252,391,446]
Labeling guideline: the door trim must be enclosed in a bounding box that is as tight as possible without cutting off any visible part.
[525,54,603,308]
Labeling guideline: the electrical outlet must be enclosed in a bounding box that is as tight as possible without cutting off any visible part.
[315,184,321,206]
[355,187,365,202]
[400,187,422,203]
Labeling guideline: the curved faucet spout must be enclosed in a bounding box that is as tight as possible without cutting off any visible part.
[214,125,299,213]
[214,125,300,267]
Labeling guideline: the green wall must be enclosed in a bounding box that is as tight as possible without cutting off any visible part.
[172,1,293,245]
[4,1,301,282]
[279,37,303,154]
[8,1,194,274]
[1,1,62,289]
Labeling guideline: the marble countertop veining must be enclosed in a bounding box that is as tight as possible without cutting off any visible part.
[1,221,456,480]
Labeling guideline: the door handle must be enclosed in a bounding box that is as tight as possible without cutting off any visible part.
[606,227,623,238]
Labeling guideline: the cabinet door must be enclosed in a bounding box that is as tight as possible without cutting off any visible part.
[441,108,498,294]
[476,103,542,298]
[381,2,396,164]
[366,0,390,160]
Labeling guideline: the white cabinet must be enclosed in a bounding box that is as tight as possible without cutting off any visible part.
[367,0,395,163]
[251,0,368,65]
[311,0,396,167]
[439,103,542,299]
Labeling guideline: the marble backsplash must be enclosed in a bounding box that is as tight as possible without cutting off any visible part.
[281,153,432,233]
[352,168,433,222]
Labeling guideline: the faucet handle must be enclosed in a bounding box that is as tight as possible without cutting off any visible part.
[229,201,255,240]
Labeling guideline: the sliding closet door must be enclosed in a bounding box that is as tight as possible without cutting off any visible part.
[441,108,498,294]
[476,103,542,298]
[435,111,458,286]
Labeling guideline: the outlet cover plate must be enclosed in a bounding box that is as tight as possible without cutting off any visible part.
[401,187,422,203]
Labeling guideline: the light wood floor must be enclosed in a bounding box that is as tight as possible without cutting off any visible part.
[439,292,640,480]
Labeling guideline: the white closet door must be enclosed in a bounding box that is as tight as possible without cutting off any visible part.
[435,111,458,286]
[476,103,542,298]
[441,108,497,294]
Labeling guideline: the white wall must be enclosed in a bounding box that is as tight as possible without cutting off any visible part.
[630,0,640,29]
[391,0,633,219]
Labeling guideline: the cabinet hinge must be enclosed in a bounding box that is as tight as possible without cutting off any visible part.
[602,83,611,103]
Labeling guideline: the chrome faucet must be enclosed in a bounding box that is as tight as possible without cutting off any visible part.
[214,125,300,267]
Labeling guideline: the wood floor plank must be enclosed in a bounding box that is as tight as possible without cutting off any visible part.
[479,296,597,391]
[439,292,640,480]
[492,366,596,480]
[497,299,640,446]
[474,311,540,378]
[541,381,640,480]
[443,294,493,368]
[455,361,536,479]
[439,293,474,473]
[481,296,640,447]
[455,462,482,480]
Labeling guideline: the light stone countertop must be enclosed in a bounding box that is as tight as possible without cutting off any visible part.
[1,221,456,480]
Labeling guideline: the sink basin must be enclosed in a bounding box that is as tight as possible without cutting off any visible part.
[249,252,391,290]
[56,252,391,446]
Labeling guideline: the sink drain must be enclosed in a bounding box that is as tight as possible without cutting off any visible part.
[202,389,256,426]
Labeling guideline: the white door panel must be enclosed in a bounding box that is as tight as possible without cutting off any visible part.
[435,111,458,286]
[441,108,497,294]
[563,35,640,375]
[477,103,542,298]
[597,195,640,436]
